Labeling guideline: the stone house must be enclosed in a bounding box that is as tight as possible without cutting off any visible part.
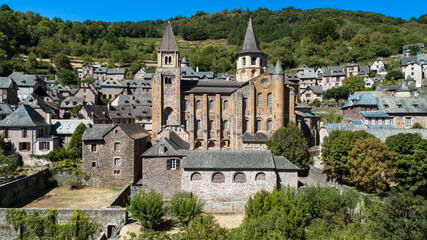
[99,79,123,99]
[296,65,318,93]
[59,97,85,119]
[403,43,424,56]
[320,66,345,91]
[22,87,59,120]
[401,54,426,88]
[0,77,19,105]
[370,57,385,73]
[140,137,298,212]
[133,68,146,80]
[121,80,152,94]
[300,85,323,104]
[82,124,151,187]
[78,105,112,124]
[72,84,100,104]
[51,119,92,147]
[9,72,45,102]
[0,105,58,165]
[342,88,427,129]
[0,104,13,120]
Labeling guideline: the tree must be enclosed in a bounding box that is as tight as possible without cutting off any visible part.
[347,137,397,193]
[57,68,77,86]
[71,104,82,116]
[170,192,205,224]
[309,99,321,107]
[386,133,427,191]
[384,70,404,85]
[321,130,375,182]
[374,190,427,239]
[178,214,229,240]
[323,86,350,105]
[411,122,424,129]
[67,123,86,158]
[408,44,421,55]
[52,52,71,69]
[310,19,340,44]
[0,150,19,177]
[126,189,166,229]
[266,122,312,172]
[342,75,365,94]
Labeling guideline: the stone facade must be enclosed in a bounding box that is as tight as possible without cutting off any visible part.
[82,124,150,187]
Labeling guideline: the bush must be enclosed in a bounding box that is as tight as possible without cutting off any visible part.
[170,192,205,224]
[177,214,229,240]
[63,176,83,189]
[126,189,166,229]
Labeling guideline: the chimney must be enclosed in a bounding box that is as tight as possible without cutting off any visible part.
[159,144,166,154]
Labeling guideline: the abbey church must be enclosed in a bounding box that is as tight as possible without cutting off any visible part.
[152,19,319,150]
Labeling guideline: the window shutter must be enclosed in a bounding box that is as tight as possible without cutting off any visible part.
[39,142,42,150]
[96,162,99,168]
[19,142,23,151]
[176,159,180,170]
[167,159,171,170]
[47,142,50,150]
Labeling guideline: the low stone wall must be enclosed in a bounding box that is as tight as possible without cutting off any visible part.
[108,184,131,207]
[0,208,127,239]
[0,169,52,207]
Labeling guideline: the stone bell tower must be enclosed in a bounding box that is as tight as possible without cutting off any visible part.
[236,18,267,82]
[152,21,182,139]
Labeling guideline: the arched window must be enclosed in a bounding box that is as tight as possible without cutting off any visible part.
[243,98,248,110]
[255,172,266,181]
[233,172,246,183]
[267,120,272,131]
[165,56,168,64]
[223,120,228,130]
[210,120,214,130]
[168,56,172,64]
[191,172,201,181]
[195,141,202,149]
[258,93,262,106]
[267,93,272,106]
[242,57,246,66]
[165,108,172,120]
[251,57,256,65]
[212,172,225,183]
[209,100,214,110]
[208,141,215,149]
[224,100,228,110]
[242,72,246,80]
[196,120,201,130]
[257,120,261,132]
[260,58,263,66]
[196,100,201,110]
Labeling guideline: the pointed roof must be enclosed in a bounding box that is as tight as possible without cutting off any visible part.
[273,59,284,75]
[396,80,410,92]
[0,105,47,127]
[182,57,188,64]
[239,18,264,55]
[158,21,178,52]
[142,137,185,157]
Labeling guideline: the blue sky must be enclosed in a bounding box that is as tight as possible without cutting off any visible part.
[2,0,425,22]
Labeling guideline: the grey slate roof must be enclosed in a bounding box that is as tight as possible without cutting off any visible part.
[0,103,13,115]
[181,67,214,79]
[241,132,271,143]
[402,43,424,50]
[307,85,323,94]
[51,120,92,135]
[365,129,427,142]
[344,93,378,108]
[365,124,395,129]
[107,68,125,75]
[401,54,427,66]
[142,137,185,157]
[395,80,410,92]
[182,150,276,170]
[82,124,115,141]
[94,67,108,74]
[273,59,284,75]
[9,72,41,87]
[377,95,427,114]
[239,18,264,55]
[360,111,391,118]
[0,77,14,89]
[273,156,299,170]
[0,105,47,127]
[358,65,369,75]
[119,124,150,139]
[83,105,110,121]
[60,97,84,108]
[323,66,345,77]
[158,21,178,52]
[100,79,122,87]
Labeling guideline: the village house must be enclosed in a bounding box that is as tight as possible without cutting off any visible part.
[403,43,425,56]
[121,80,152,94]
[300,85,323,104]
[72,83,100,104]
[319,66,345,90]
[296,65,318,93]
[77,105,112,124]
[98,79,124,99]
[0,105,58,165]
[0,103,13,120]
[59,97,85,119]
[9,72,45,101]
[51,119,92,147]
[0,76,19,105]
[401,54,427,87]
[370,57,385,73]
[133,68,146,80]
[140,136,298,211]
[78,64,126,81]
[82,124,151,187]
[22,87,59,120]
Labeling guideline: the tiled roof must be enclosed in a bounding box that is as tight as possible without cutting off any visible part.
[273,59,284,75]
[142,137,185,157]
[107,68,125,75]
[0,103,13,115]
[307,85,323,94]
[119,124,150,139]
[241,132,271,143]
[9,72,41,87]
[0,77,14,89]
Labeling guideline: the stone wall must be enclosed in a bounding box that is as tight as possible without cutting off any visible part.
[181,170,276,213]
[0,208,127,239]
[0,169,52,207]
[277,171,299,188]
[108,184,131,207]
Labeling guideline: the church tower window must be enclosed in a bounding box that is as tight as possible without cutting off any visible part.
[267,93,272,106]
[196,100,201,110]
[251,57,256,65]
[257,120,262,132]
[242,57,246,66]
[258,93,262,106]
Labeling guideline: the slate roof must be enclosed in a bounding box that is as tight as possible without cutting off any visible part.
[51,120,92,135]
[307,85,323,94]
[377,95,427,114]
[395,80,410,92]
[9,72,41,87]
[182,150,276,170]
[0,103,13,115]
[239,18,264,55]
[365,129,427,142]
[119,124,150,139]
[0,105,47,127]
[107,68,125,75]
[346,62,357,67]
[358,65,369,75]
[241,132,271,143]
[273,59,284,75]
[122,80,151,88]
[82,124,115,141]
[83,105,110,121]
[401,54,427,66]
[181,79,244,94]
[321,123,366,132]
[142,137,185,157]
[365,124,395,129]
[60,97,84,108]
[375,85,400,91]
[94,67,108,74]
[343,93,378,108]
[0,77,14,89]
[323,66,345,77]
[402,43,424,50]
[100,79,122,87]
[181,67,214,79]
[273,156,299,170]
[360,111,391,118]
[116,94,152,106]
[158,21,178,52]
[143,73,153,80]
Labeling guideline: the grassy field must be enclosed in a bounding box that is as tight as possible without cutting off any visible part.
[19,187,121,209]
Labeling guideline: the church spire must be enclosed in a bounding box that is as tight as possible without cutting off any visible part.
[239,18,264,55]
[158,21,178,52]
[273,59,284,75]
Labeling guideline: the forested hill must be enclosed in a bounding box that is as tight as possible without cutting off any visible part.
[0,4,426,80]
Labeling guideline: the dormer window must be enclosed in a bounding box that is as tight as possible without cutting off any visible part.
[413,104,419,109]
[397,104,403,109]
[384,104,389,109]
